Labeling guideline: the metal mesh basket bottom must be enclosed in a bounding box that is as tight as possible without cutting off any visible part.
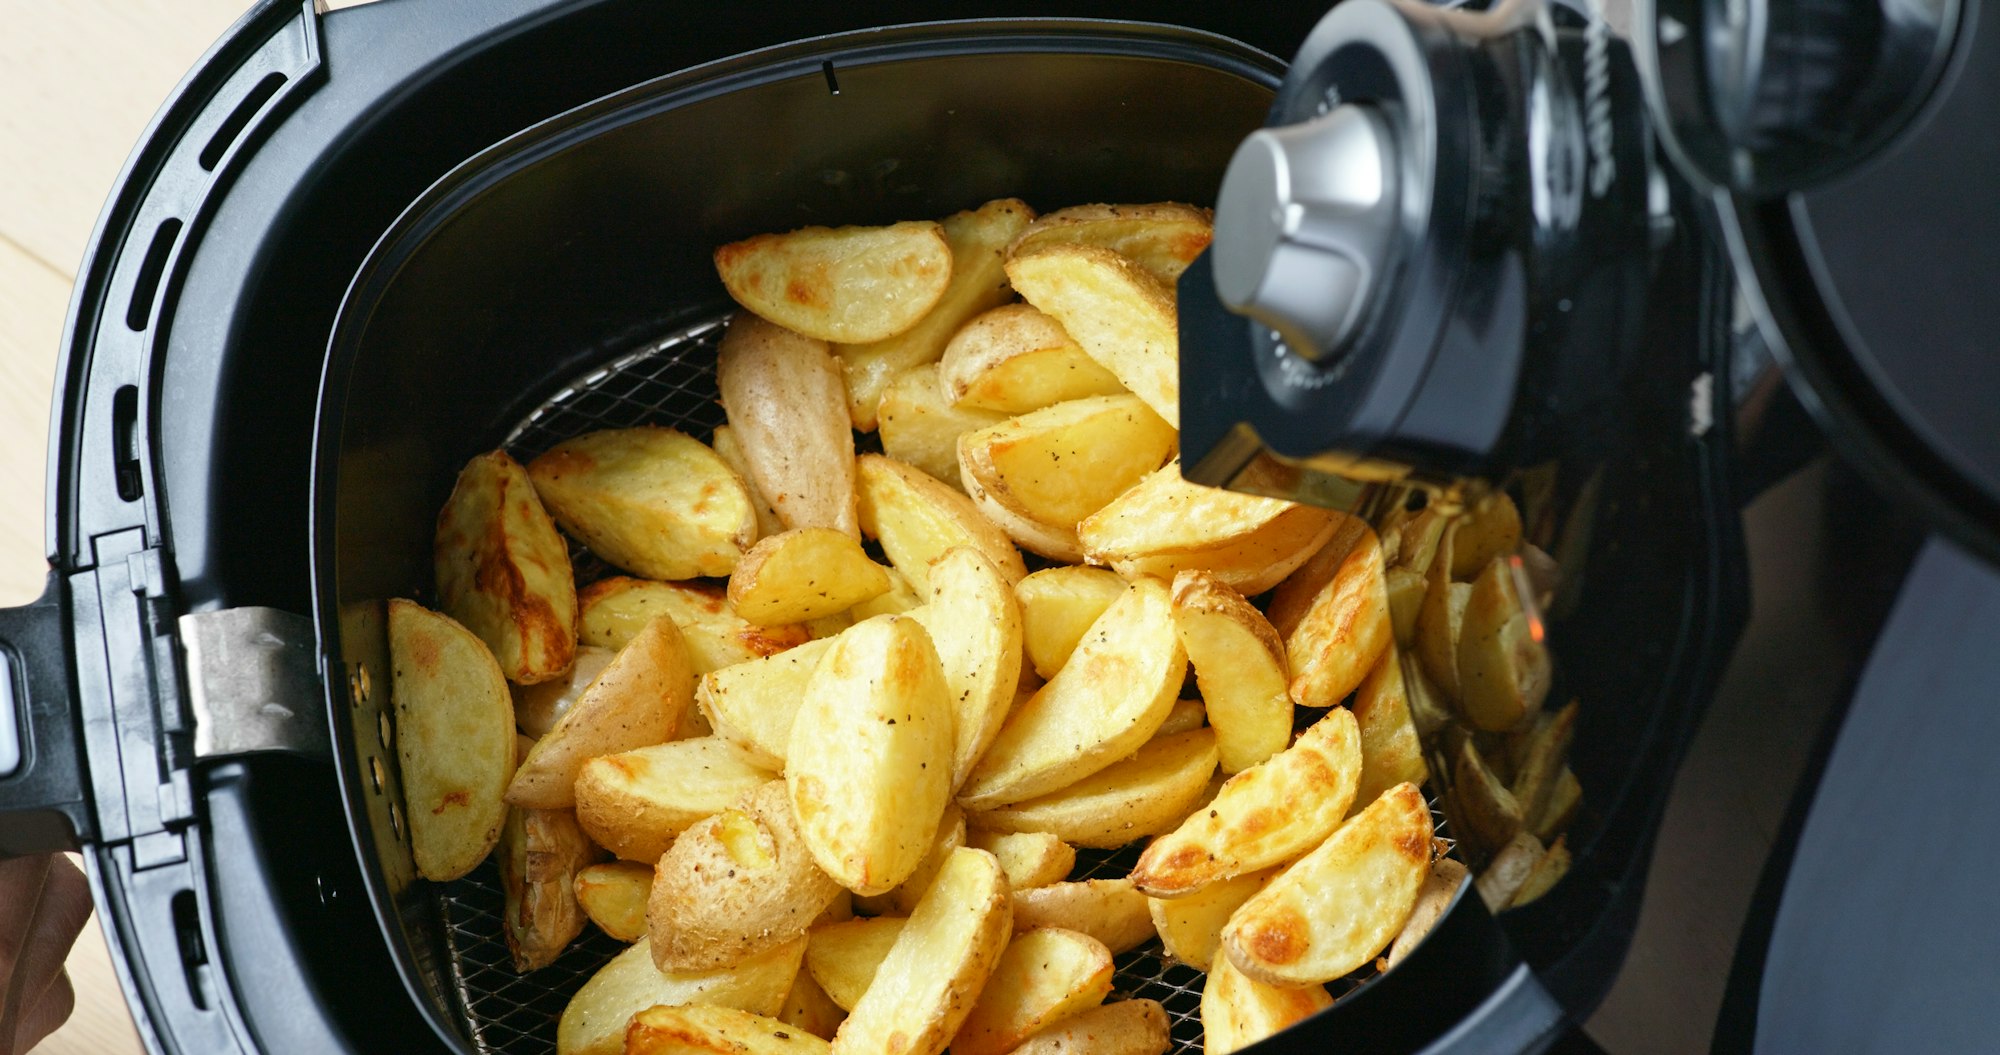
[437,315,1454,1054]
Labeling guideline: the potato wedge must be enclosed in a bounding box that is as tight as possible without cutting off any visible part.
[958,395,1176,561]
[1531,767,1582,843]
[1388,507,1452,579]
[865,806,964,917]
[1509,700,1577,826]
[836,200,1035,429]
[1413,529,1470,699]
[711,424,785,539]
[727,528,893,626]
[1200,948,1332,1055]
[1006,1000,1170,1055]
[1450,491,1523,579]
[528,428,756,582]
[696,637,834,769]
[832,847,1011,1055]
[848,567,923,621]
[435,450,578,684]
[556,935,803,1055]
[1156,697,1208,738]
[1005,244,1179,426]
[1010,880,1155,954]
[1457,557,1552,732]
[1005,202,1213,286]
[1386,858,1470,968]
[1351,649,1429,812]
[1476,831,1547,911]
[779,969,847,1040]
[937,303,1126,414]
[898,548,1022,789]
[1130,709,1360,897]
[574,861,652,942]
[1400,649,1455,739]
[1079,462,1340,597]
[626,1004,831,1055]
[877,365,1007,487]
[1269,518,1392,710]
[388,599,516,881]
[508,615,693,809]
[1508,836,1570,907]
[855,454,1026,592]
[1014,566,1126,680]
[788,616,954,895]
[1170,571,1290,774]
[970,728,1218,849]
[718,314,859,536]
[498,805,597,970]
[579,577,809,675]
[650,780,843,972]
[514,645,614,739]
[574,737,777,862]
[806,916,905,1011]
[716,220,952,344]
[1384,566,1427,648]
[1221,781,1433,986]
[964,830,1074,891]
[1148,867,1276,970]
[952,928,1114,1055]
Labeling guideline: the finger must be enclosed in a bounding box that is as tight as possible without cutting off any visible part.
[10,969,73,1055]
[0,856,90,1051]
[0,856,52,980]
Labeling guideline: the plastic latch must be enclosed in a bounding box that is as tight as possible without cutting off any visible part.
[0,650,16,778]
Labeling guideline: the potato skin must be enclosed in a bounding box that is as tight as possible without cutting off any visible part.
[716,220,952,345]
[527,427,758,581]
[498,806,599,971]
[435,450,577,684]
[1003,999,1170,1055]
[507,614,693,809]
[388,599,517,882]
[718,314,861,537]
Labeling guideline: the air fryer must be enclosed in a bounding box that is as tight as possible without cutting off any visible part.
[0,0,1987,1053]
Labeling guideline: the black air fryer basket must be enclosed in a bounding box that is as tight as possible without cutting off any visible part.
[0,2,1743,1053]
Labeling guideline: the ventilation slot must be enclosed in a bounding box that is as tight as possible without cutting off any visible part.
[199,72,286,172]
[113,385,143,502]
[171,889,211,1011]
[125,218,182,332]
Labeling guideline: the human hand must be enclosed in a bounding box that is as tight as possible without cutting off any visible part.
[0,854,92,1054]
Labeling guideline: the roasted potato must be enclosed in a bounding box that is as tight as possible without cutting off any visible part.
[711,423,786,539]
[1413,530,1471,699]
[556,935,803,1055]
[951,928,1114,1055]
[1384,566,1427,648]
[1013,565,1126,680]
[969,728,1218,850]
[625,1004,832,1055]
[965,830,1074,891]
[905,548,1024,790]
[876,365,1007,487]
[727,528,893,626]
[1078,462,1340,597]
[508,615,693,809]
[1532,767,1582,843]
[1351,648,1430,812]
[579,577,809,674]
[1269,518,1392,710]
[855,454,1027,592]
[1508,836,1570,907]
[937,303,1125,414]
[848,566,923,621]
[831,847,1012,1055]
[1509,700,1577,827]
[1450,491,1523,579]
[1006,1000,1170,1055]
[836,200,1035,430]
[859,806,965,917]
[1221,782,1433,986]
[1387,507,1452,578]
[388,599,516,882]
[1475,831,1547,911]
[1400,649,1455,739]
[574,861,652,942]
[697,637,834,770]
[779,968,848,1040]
[1010,880,1156,955]
[1148,867,1276,971]
[528,427,757,581]
[1156,697,1209,738]
[1005,244,1180,426]
[1170,571,1291,774]
[435,450,578,684]
[716,220,952,344]
[1456,556,1552,732]
[514,645,614,739]
[1386,858,1469,968]
[1199,949,1332,1055]
[1005,202,1213,285]
[805,916,905,1011]
[498,805,597,970]
[649,780,844,972]
[958,395,1176,561]
[1130,709,1360,897]
[787,616,954,896]
[718,314,860,536]
[959,578,1186,810]
[573,737,777,862]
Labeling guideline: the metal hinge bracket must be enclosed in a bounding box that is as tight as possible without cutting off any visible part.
[181,607,328,761]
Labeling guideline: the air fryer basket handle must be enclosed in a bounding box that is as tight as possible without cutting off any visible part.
[0,571,88,856]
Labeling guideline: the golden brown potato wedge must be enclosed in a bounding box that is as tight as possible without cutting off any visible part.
[855,454,1027,592]
[1270,518,1392,710]
[958,395,1176,561]
[1400,649,1455,739]
[1450,491,1523,579]
[964,830,1074,891]
[498,806,597,971]
[555,935,802,1055]
[806,916,905,1011]
[574,737,777,862]
[1005,243,1180,427]
[435,450,578,684]
[1013,565,1127,681]
[1476,831,1547,911]
[696,637,834,770]
[1457,556,1552,732]
[388,599,516,882]
[514,646,614,739]
[1388,507,1452,579]
[573,861,652,942]
[970,728,1218,850]
[508,615,693,809]
[1156,697,1209,738]
[1452,739,1523,854]
[1413,529,1470,699]
[1222,781,1433,986]
[579,577,809,674]
[1079,463,1340,597]
[1509,700,1577,826]
[711,424,785,539]
[951,928,1114,1055]
[905,547,1024,790]
[1006,1000,1170,1055]
[937,304,1126,415]
[1200,951,1333,1055]
[1386,858,1470,967]
[1351,649,1429,812]
[625,1004,831,1055]
[959,578,1186,810]
[1010,879,1156,955]
[832,847,1012,1055]
[718,314,859,537]
[865,806,965,917]
[528,428,757,582]
[877,365,1007,487]
[649,780,843,972]
[727,528,893,626]
[1148,867,1277,970]
[1005,202,1214,286]
[1384,566,1427,649]
[779,969,848,1040]
[1170,571,1291,774]
[848,566,923,621]
[835,200,1035,430]
[1130,709,1360,897]
[788,616,955,896]
[716,220,952,344]
[1531,767,1582,843]
[1507,836,1570,907]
